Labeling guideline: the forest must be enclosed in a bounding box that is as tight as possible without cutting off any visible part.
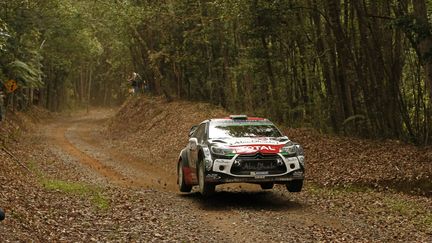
[1,0,432,145]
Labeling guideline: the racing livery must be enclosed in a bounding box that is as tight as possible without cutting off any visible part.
[177,115,305,196]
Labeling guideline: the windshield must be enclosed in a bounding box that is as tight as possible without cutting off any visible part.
[209,121,282,138]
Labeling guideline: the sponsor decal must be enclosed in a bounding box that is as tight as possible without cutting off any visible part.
[231,138,279,145]
[206,174,221,179]
[214,159,231,164]
[215,120,268,124]
[250,172,267,179]
[231,144,284,154]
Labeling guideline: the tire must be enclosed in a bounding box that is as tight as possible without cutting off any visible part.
[260,182,274,190]
[178,161,192,193]
[286,180,303,192]
[198,161,215,197]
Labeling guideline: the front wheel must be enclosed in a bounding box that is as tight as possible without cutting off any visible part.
[178,161,192,193]
[198,161,215,197]
[286,180,303,192]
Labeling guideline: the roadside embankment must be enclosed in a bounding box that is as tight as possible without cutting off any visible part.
[108,96,432,196]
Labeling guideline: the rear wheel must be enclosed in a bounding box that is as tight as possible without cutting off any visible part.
[260,183,274,190]
[198,161,215,196]
[286,180,303,192]
[178,161,192,193]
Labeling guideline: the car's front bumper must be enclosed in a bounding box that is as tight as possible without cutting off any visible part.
[205,153,304,184]
[205,169,304,184]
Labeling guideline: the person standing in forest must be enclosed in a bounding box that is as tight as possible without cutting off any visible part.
[128,72,143,94]
[143,79,149,92]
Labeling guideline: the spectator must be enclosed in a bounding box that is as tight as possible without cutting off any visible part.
[128,72,140,94]
[143,79,149,92]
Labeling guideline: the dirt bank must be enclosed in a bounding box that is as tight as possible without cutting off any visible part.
[108,96,432,196]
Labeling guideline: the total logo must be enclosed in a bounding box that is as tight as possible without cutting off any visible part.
[233,145,280,154]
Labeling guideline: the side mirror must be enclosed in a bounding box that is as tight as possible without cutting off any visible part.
[189,125,198,137]
[189,137,198,150]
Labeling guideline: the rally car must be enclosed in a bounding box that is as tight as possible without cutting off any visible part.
[177,115,305,196]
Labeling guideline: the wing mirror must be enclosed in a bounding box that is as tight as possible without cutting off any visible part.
[189,125,198,137]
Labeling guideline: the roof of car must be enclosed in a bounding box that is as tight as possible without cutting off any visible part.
[199,115,271,125]
[217,117,266,120]
[209,118,270,123]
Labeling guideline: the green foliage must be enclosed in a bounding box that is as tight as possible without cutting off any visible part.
[0,0,134,111]
[121,0,432,144]
[42,179,109,210]
[7,60,43,88]
[1,0,432,144]
[0,18,10,52]
[393,14,432,62]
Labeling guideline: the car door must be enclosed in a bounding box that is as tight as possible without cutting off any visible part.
[188,123,206,170]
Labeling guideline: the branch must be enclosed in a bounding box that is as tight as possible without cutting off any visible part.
[365,14,395,20]
[1,145,33,174]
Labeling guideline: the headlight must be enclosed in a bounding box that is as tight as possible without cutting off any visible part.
[280,145,297,156]
[211,146,235,156]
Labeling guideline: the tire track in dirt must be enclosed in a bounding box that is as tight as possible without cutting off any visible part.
[45,112,177,191]
[68,117,178,191]
[49,121,130,186]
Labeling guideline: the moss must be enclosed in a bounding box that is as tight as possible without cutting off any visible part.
[26,159,110,210]
[26,160,44,178]
[421,215,432,234]
[386,198,412,215]
[42,179,109,210]
[92,191,110,210]
[384,197,432,234]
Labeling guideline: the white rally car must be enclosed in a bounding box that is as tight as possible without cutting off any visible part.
[177,115,305,196]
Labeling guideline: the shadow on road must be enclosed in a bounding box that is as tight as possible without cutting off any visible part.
[181,190,305,211]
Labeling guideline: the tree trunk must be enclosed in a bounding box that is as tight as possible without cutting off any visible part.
[413,0,432,104]
[326,0,355,123]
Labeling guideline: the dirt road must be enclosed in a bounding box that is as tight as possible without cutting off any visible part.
[45,111,177,191]
[25,110,431,242]
[43,110,321,241]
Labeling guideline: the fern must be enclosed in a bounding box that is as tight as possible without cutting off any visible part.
[343,115,366,126]
[7,60,44,88]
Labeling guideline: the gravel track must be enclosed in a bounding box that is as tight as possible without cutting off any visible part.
[1,109,431,242]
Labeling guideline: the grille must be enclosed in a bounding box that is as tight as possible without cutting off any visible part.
[237,153,280,160]
[230,153,287,175]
